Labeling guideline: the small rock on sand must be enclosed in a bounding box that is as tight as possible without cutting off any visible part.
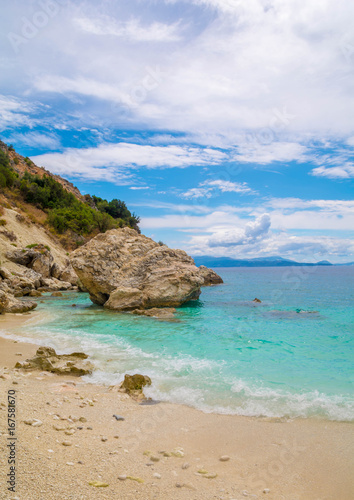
[101,436,108,442]
[219,455,230,461]
[182,462,190,469]
[153,473,161,479]
[113,414,125,421]
[62,441,72,446]
[118,475,127,481]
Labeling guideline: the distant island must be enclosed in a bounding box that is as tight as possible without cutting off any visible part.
[193,256,354,268]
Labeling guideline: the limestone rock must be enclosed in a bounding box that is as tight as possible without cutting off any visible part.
[198,265,223,285]
[70,228,205,310]
[6,245,54,278]
[15,346,93,376]
[120,373,151,396]
[59,264,78,285]
[0,290,37,314]
[39,277,72,291]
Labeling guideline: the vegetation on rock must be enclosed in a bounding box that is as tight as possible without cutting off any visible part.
[0,142,140,245]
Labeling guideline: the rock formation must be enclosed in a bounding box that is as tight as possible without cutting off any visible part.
[15,346,93,376]
[198,265,224,285]
[6,245,78,286]
[0,289,37,313]
[119,373,152,400]
[71,228,220,310]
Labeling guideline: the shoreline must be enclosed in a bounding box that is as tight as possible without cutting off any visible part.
[0,310,353,423]
[0,316,353,499]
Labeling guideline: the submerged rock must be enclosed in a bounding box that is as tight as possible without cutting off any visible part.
[15,346,93,376]
[70,228,210,310]
[198,265,223,285]
[253,298,262,303]
[131,307,177,320]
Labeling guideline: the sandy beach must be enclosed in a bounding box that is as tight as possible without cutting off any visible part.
[0,316,353,500]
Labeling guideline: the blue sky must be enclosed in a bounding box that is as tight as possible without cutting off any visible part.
[0,0,353,262]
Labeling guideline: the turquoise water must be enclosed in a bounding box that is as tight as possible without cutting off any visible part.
[4,266,354,421]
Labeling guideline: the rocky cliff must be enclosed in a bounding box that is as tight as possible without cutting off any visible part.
[71,227,222,311]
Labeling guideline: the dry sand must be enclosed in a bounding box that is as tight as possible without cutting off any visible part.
[0,315,353,500]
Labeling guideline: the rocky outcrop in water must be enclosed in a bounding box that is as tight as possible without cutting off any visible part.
[15,346,93,375]
[198,265,224,285]
[119,373,152,400]
[70,228,220,311]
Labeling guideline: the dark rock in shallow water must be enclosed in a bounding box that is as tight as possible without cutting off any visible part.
[131,307,177,320]
[253,298,262,303]
[266,310,320,319]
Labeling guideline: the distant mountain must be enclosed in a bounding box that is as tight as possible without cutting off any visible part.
[193,256,334,268]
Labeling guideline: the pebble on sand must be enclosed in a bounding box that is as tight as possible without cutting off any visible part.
[182,462,190,469]
[118,475,127,481]
[150,455,160,462]
[126,476,144,483]
[153,473,161,479]
[88,481,109,487]
[101,436,108,442]
[62,441,72,446]
[113,414,125,421]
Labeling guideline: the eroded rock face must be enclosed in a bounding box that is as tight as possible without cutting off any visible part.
[0,290,37,313]
[6,244,54,278]
[198,265,224,285]
[15,346,93,376]
[71,228,205,310]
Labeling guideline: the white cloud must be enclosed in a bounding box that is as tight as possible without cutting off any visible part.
[5,131,60,149]
[181,179,254,198]
[74,16,182,42]
[30,142,226,182]
[310,164,354,179]
[234,141,307,164]
[129,186,150,190]
[0,95,36,131]
[140,197,354,261]
[1,0,351,145]
[207,213,271,247]
[181,187,213,199]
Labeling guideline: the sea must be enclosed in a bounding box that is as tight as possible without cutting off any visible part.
[2,266,354,421]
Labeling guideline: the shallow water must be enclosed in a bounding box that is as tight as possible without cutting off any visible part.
[3,266,354,421]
